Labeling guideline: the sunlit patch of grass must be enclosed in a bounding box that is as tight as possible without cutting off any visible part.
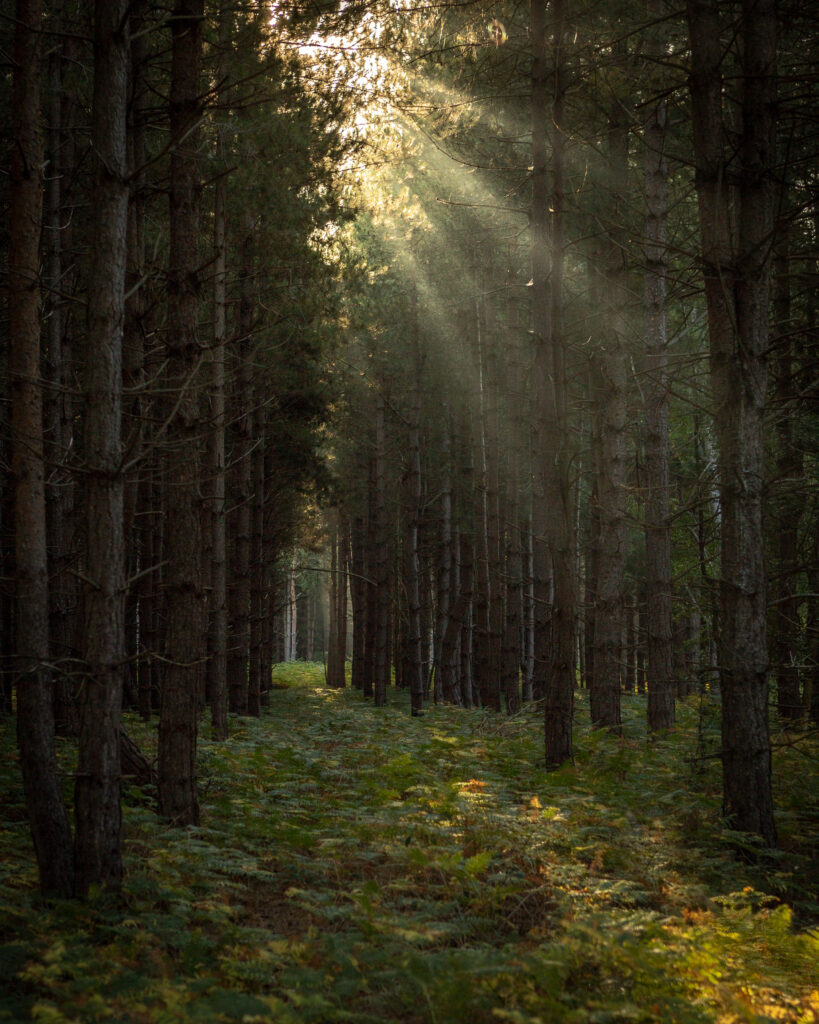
[0,666,817,1023]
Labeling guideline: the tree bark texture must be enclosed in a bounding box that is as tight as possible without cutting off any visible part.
[74,0,130,897]
[532,0,574,765]
[10,0,75,898]
[772,243,803,722]
[205,4,231,740]
[158,0,206,827]
[227,218,255,715]
[589,98,629,734]
[643,0,676,732]
[686,0,777,845]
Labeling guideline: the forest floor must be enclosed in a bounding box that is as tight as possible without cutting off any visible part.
[1,665,818,1024]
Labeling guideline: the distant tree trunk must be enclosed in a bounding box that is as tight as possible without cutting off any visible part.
[350,511,367,689]
[532,0,574,764]
[248,400,266,716]
[521,518,535,702]
[373,391,389,706]
[433,417,452,705]
[686,0,777,845]
[439,420,467,706]
[402,320,424,716]
[206,7,231,740]
[643,0,676,732]
[589,94,629,734]
[472,284,495,711]
[227,218,255,715]
[772,241,803,722]
[483,301,504,714]
[502,305,523,715]
[74,0,130,897]
[10,0,74,898]
[327,510,348,689]
[158,0,206,827]
[584,396,600,697]
[44,4,77,736]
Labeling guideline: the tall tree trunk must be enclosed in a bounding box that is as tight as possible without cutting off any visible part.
[44,6,78,736]
[472,280,495,711]
[643,0,676,732]
[327,510,343,688]
[227,217,255,715]
[502,295,523,715]
[772,241,803,722]
[123,0,149,718]
[402,315,424,716]
[206,5,230,740]
[433,414,452,705]
[532,0,574,764]
[248,399,266,716]
[350,510,367,689]
[158,0,206,827]
[589,93,629,734]
[10,0,74,898]
[686,0,777,845]
[74,0,130,897]
[483,296,504,713]
[373,391,389,706]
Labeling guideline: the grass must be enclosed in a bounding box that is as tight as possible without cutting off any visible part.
[0,663,817,1023]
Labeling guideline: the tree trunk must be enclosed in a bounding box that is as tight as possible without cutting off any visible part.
[350,511,367,689]
[248,400,266,716]
[158,0,206,827]
[10,0,75,898]
[227,217,255,715]
[402,317,424,716]
[44,4,77,736]
[206,6,231,740]
[686,0,777,845]
[74,0,130,897]
[643,0,676,732]
[373,391,389,706]
[589,95,629,734]
[772,242,803,723]
[532,0,574,764]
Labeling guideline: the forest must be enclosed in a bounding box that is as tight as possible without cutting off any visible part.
[0,0,818,1021]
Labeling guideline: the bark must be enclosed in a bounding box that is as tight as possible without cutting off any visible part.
[10,0,75,898]
[74,0,130,897]
[433,418,452,705]
[686,0,777,845]
[402,318,424,716]
[772,243,803,722]
[483,300,504,713]
[227,218,255,715]
[122,0,149,717]
[350,511,367,689]
[643,0,676,732]
[472,282,496,711]
[158,0,206,827]
[532,0,574,764]
[248,400,266,716]
[326,510,347,689]
[373,391,390,706]
[589,97,629,734]
[502,303,523,715]
[204,5,230,739]
[44,4,77,735]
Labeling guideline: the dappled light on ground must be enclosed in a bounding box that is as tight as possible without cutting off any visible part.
[1,663,817,1023]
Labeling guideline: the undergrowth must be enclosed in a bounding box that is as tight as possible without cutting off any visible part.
[1,664,817,1023]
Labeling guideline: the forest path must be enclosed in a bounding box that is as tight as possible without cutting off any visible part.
[0,663,817,1023]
